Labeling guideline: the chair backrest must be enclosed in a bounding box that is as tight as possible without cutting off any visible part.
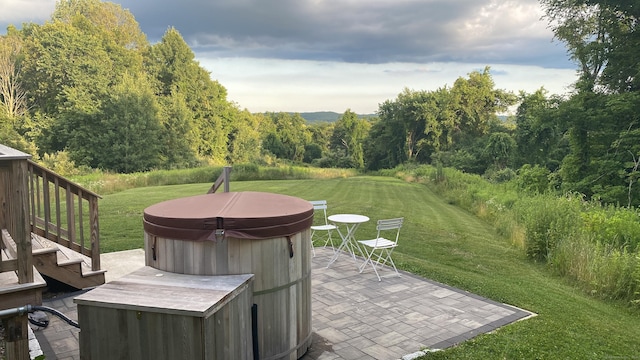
[376,217,404,244]
[310,200,329,225]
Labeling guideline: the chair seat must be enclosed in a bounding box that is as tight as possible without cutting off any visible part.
[311,224,337,231]
[309,200,338,257]
[359,238,397,249]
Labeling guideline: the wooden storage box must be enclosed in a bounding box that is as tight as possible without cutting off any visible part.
[74,266,254,360]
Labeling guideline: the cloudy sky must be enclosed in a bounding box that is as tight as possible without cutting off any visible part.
[1,0,577,114]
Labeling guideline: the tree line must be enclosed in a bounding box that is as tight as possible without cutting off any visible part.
[1,0,640,206]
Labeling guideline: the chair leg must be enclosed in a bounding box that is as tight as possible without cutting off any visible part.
[359,248,382,281]
[376,250,400,278]
[360,249,399,281]
[310,230,316,257]
[323,230,336,252]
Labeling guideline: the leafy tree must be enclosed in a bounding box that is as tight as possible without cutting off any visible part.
[484,132,516,170]
[542,0,640,92]
[363,116,407,170]
[20,21,112,120]
[68,73,162,172]
[156,91,197,168]
[513,89,567,169]
[145,27,231,162]
[366,69,513,171]
[53,0,147,51]
[449,67,515,138]
[226,109,262,164]
[262,112,310,162]
[330,109,370,168]
[304,122,334,163]
[0,30,27,119]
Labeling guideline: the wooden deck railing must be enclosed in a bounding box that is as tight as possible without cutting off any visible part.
[27,160,102,271]
[207,166,232,194]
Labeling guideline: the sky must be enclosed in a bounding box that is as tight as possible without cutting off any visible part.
[1,0,578,114]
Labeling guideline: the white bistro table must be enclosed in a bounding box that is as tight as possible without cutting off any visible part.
[326,214,369,268]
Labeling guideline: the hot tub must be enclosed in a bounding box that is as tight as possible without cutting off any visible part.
[143,191,314,360]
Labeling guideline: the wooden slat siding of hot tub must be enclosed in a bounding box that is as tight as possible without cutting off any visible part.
[172,238,185,274]
[296,229,312,358]
[215,235,230,275]
[143,233,151,266]
[183,241,199,275]
[251,232,308,360]
[143,232,312,360]
[298,273,313,358]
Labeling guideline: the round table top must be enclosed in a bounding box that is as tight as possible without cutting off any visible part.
[328,214,370,224]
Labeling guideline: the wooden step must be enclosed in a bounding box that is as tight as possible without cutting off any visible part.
[0,266,46,309]
[30,233,59,255]
[2,229,106,290]
[32,236,106,289]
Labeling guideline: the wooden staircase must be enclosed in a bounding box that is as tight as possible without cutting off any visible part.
[0,144,105,359]
[1,144,105,295]
[2,230,105,290]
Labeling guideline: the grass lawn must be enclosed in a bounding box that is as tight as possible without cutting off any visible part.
[99,176,640,359]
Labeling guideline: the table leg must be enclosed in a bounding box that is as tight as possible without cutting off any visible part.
[326,223,363,269]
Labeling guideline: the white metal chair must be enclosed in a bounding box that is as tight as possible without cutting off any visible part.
[309,200,337,257]
[358,217,404,281]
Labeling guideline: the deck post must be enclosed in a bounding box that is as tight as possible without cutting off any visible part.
[0,144,33,360]
[2,313,30,360]
[0,144,33,283]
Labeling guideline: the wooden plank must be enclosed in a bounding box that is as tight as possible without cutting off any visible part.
[41,172,51,239]
[65,184,76,248]
[78,189,85,250]
[30,233,58,255]
[89,196,100,270]
[172,238,185,274]
[0,165,7,231]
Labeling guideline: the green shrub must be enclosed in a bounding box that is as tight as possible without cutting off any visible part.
[40,151,87,177]
[484,167,516,183]
[515,194,583,262]
[582,206,640,251]
[515,164,550,194]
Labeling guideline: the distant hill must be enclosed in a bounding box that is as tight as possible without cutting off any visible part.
[293,111,377,123]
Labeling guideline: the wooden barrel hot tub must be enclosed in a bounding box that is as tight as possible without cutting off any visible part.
[142,191,314,360]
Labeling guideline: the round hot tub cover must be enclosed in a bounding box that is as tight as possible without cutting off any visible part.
[143,191,314,241]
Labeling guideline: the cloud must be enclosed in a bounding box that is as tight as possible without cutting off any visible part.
[200,57,577,114]
[0,0,55,27]
[114,0,571,68]
[1,0,571,68]
[0,0,577,113]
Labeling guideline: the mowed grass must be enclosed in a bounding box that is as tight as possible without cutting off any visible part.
[99,176,640,359]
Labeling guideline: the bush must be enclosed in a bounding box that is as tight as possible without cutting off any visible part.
[40,151,85,177]
[581,206,640,251]
[484,167,516,183]
[516,164,550,194]
[390,164,640,307]
[515,193,583,262]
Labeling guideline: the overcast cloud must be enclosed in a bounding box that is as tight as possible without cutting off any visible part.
[1,0,577,113]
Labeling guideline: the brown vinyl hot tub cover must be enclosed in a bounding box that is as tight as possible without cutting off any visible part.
[143,191,314,241]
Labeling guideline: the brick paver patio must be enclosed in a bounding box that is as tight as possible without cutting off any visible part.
[34,248,533,360]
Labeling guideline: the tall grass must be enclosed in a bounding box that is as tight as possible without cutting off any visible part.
[71,164,357,195]
[387,163,640,307]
